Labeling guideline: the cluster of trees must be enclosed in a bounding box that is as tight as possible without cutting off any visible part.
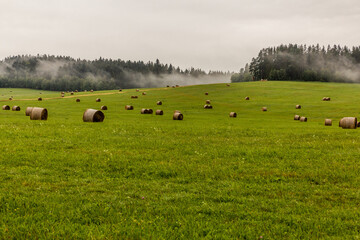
[0,55,229,91]
[231,44,360,83]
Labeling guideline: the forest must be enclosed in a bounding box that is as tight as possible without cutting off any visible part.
[231,44,360,83]
[0,55,229,91]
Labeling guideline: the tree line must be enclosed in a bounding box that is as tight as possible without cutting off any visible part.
[0,55,229,91]
[231,44,360,83]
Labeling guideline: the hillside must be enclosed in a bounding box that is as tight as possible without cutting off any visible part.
[1,81,360,238]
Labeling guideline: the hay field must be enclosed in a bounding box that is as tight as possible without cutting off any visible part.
[1,81,360,238]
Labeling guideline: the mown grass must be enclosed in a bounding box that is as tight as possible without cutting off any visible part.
[1,81,360,239]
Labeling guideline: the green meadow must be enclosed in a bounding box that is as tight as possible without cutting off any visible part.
[1,81,360,239]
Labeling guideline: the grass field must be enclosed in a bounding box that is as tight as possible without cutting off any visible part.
[1,81,360,239]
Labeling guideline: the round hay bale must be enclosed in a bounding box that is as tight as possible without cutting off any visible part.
[131,96,138,99]
[339,117,357,129]
[2,105,10,110]
[25,107,33,116]
[61,94,65,97]
[83,109,104,122]
[296,105,301,109]
[166,85,169,87]
[157,101,162,105]
[204,104,213,109]
[206,100,211,104]
[357,121,360,128]
[12,106,20,111]
[70,92,74,95]
[38,97,42,101]
[96,98,101,102]
[76,98,80,102]
[294,115,300,120]
[245,97,250,100]
[142,92,146,95]
[125,105,134,110]
[156,110,163,115]
[30,107,48,120]
[61,92,65,94]
[75,90,78,93]
[326,97,331,101]
[299,116,307,122]
[9,97,12,100]
[136,89,139,92]
[119,89,122,92]
[101,106,107,110]
[141,108,153,114]
[262,107,267,111]
[325,119,332,126]
[229,112,237,117]
[205,92,209,95]
[90,90,94,92]
[226,84,230,86]
[148,109,153,114]
[173,112,183,120]
[172,86,175,88]
[84,90,87,92]
[176,85,179,87]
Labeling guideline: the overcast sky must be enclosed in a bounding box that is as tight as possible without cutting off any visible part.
[0,0,359,72]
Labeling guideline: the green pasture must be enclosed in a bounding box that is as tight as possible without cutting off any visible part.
[1,81,360,239]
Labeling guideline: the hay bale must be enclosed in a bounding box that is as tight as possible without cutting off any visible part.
[136,89,140,92]
[84,90,87,92]
[156,110,163,115]
[205,92,209,95]
[12,106,20,111]
[119,89,122,92]
[2,105,10,110]
[226,84,230,86]
[206,100,211,104]
[90,90,94,92]
[30,107,48,120]
[229,112,237,117]
[142,92,146,95]
[323,97,331,101]
[131,96,138,99]
[61,92,65,94]
[96,98,101,102]
[9,97,12,100]
[83,109,104,122]
[325,119,332,126]
[38,97,42,101]
[75,90,78,93]
[204,104,213,109]
[245,97,250,100]
[61,94,64,97]
[296,105,301,109]
[70,92,74,95]
[141,108,153,114]
[101,106,108,110]
[262,107,267,111]
[157,101,162,105]
[294,115,300,120]
[300,116,307,122]
[173,112,183,120]
[172,86,175,88]
[125,105,134,110]
[76,98,80,102]
[339,117,357,129]
[176,85,179,87]
[25,107,33,116]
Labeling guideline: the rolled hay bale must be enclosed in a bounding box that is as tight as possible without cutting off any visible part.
[156,110,163,115]
[226,84,230,86]
[166,85,170,87]
[339,117,357,129]
[296,105,301,109]
[30,107,48,120]
[142,92,146,95]
[90,90,94,93]
[157,101,162,105]
[61,91,64,94]
[2,105,10,110]
[245,97,250,100]
[25,107,33,116]
[357,121,360,128]
[204,104,213,109]
[101,106,108,110]
[323,97,331,101]
[84,90,87,92]
[119,89,122,92]
[294,115,300,120]
[262,107,267,112]
[83,109,104,122]
[38,97,42,101]
[75,90,78,93]
[131,96,138,99]
[76,98,80,102]
[300,116,307,122]
[205,92,209,95]
[125,105,134,110]
[136,89,140,92]
[176,85,179,87]
[12,106,20,111]
[141,108,153,114]
[96,98,101,102]
[61,94,64,98]
[172,86,175,88]
[70,92,74,95]
[206,100,211,104]
[173,112,183,120]
[325,119,332,126]
[9,97,12,100]
[229,112,237,117]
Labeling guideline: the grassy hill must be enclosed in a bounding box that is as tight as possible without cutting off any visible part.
[1,81,360,238]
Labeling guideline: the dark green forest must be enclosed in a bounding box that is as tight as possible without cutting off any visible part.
[0,55,229,91]
[231,44,360,83]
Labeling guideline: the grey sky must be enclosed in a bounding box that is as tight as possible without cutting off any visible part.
[1,0,359,72]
